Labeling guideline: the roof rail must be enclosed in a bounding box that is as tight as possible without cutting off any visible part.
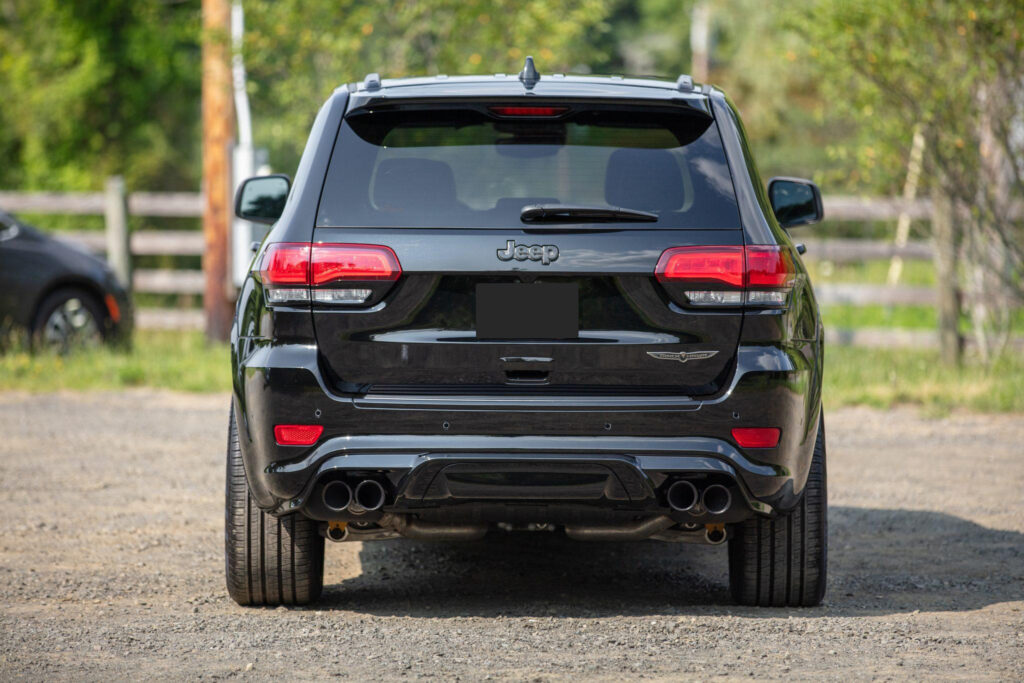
[361,72,382,91]
[675,74,694,92]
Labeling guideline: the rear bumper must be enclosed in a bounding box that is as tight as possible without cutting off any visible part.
[232,342,821,518]
[275,439,777,522]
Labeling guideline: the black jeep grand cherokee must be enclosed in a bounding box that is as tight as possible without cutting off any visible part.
[226,59,827,608]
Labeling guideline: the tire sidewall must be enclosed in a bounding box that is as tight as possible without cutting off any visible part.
[31,287,107,350]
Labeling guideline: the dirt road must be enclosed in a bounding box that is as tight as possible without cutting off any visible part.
[1,391,1022,680]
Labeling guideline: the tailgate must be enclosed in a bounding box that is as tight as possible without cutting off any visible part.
[311,227,743,395]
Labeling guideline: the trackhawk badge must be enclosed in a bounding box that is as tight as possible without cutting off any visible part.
[647,350,720,364]
[497,240,559,265]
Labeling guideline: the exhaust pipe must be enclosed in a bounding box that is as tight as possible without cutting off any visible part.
[383,513,487,541]
[326,524,348,542]
[704,526,727,545]
[350,479,386,515]
[701,484,732,515]
[564,515,675,542]
[665,480,699,513]
[321,480,353,512]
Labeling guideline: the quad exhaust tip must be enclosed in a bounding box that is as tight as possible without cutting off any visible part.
[666,480,699,513]
[321,480,352,512]
[353,479,387,513]
[666,480,732,516]
[701,484,732,516]
[321,479,388,514]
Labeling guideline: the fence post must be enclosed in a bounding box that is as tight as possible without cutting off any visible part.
[104,175,131,292]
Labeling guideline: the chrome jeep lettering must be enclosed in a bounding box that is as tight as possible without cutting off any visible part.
[496,240,559,265]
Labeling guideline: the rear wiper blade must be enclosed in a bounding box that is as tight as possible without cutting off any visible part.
[520,204,658,224]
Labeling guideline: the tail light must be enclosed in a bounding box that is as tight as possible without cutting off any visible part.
[260,243,312,303]
[259,243,402,306]
[310,244,400,284]
[655,245,796,307]
[745,246,795,305]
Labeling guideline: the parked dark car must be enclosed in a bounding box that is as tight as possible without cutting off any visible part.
[226,59,827,608]
[0,209,132,350]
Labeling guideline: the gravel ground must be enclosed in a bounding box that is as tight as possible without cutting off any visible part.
[0,391,1022,681]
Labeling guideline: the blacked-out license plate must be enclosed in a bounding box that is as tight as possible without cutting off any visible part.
[475,283,579,340]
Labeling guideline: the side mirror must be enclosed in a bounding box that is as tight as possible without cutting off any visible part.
[767,177,823,229]
[234,174,290,225]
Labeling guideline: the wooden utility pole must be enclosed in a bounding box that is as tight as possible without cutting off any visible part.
[201,0,235,341]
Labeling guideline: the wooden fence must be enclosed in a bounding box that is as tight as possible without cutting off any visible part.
[0,184,960,339]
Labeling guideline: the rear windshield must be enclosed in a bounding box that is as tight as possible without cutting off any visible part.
[316,105,740,229]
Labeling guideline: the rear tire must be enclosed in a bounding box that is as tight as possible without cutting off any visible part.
[225,404,324,606]
[728,415,828,607]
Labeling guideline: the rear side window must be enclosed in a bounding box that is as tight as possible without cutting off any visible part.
[316,105,740,229]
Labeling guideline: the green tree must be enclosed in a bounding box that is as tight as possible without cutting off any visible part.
[0,0,201,192]
[606,0,854,185]
[794,0,1024,360]
[242,0,614,173]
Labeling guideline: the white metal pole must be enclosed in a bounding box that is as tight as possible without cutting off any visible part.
[230,0,258,288]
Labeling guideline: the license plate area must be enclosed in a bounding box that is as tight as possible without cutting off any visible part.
[475,283,579,340]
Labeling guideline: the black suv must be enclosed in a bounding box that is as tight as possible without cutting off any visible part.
[226,59,827,608]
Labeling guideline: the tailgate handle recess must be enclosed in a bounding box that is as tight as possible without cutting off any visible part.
[504,369,550,385]
[500,357,552,385]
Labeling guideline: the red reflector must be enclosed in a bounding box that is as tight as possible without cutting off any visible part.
[489,106,568,117]
[746,246,794,287]
[311,244,401,284]
[655,246,745,287]
[104,294,121,323]
[274,424,324,446]
[261,243,311,285]
[731,428,781,448]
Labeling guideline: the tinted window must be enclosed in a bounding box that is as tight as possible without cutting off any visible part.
[316,106,740,229]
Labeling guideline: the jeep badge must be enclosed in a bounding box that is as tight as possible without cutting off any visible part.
[496,240,559,265]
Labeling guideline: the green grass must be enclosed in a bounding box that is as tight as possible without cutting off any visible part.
[821,303,1024,332]
[824,346,1024,414]
[2,331,1022,414]
[0,330,230,393]
[822,303,939,330]
[805,258,936,286]
[821,304,1024,333]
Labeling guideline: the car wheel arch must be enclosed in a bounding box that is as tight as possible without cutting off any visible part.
[30,278,112,334]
